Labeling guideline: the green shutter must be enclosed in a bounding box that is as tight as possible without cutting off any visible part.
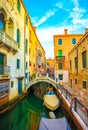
[17,59,20,69]
[82,51,86,68]
[17,0,20,11]
[17,29,20,48]
[25,39,28,53]
[0,54,4,65]
[58,63,62,69]
[26,16,28,25]
[83,81,86,89]
[58,50,62,60]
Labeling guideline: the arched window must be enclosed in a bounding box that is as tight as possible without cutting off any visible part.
[17,29,20,48]
[0,13,4,30]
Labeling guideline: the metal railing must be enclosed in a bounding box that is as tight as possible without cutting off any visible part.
[58,85,88,126]
[0,30,18,52]
[0,82,10,98]
[0,65,10,75]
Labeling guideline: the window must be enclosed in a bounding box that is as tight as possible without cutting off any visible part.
[58,39,62,45]
[70,60,72,70]
[11,81,14,88]
[17,0,20,12]
[0,13,5,30]
[83,81,86,89]
[25,73,28,78]
[30,31,31,42]
[72,38,76,44]
[58,63,62,69]
[75,57,77,69]
[17,29,20,48]
[26,16,28,25]
[58,50,62,60]
[17,59,20,69]
[59,74,63,80]
[26,62,28,69]
[75,79,77,84]
[25,39,28,53]
[70,79,72,88]
[82,51,86,68]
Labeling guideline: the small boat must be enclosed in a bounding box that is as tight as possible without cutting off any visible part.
[39,117,72,130]
[44,94,59,111]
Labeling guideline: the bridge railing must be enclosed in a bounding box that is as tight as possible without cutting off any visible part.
[26,76,57,90]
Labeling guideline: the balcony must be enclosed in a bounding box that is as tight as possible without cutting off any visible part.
[55,56,65,62]
[0,30,18,54]
[0,65,10,78]
[0,82,10,99]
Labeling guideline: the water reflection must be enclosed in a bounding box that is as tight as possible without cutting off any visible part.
[0,93,64,130]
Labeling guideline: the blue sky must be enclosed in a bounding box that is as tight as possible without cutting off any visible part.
[23,0,88,58]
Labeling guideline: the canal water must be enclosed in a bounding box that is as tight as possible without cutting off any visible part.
[0,82,77,130]
[0,93,64,130]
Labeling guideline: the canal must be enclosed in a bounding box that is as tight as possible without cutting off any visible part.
[0,82,76,130]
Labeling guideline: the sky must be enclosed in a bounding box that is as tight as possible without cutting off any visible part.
[23,0,88,59]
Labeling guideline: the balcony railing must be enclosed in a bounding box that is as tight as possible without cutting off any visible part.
[0,65,10,75]
[0,82,10,99]
[0,30,18,53]
[56,56,65,61]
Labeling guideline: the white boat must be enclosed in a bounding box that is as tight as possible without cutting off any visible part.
[44,94,59,111]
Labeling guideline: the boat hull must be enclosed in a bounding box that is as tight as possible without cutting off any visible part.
[44,94,59,111]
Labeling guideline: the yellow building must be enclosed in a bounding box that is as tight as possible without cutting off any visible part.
[53,29,83,84]
[68,29,88,90]
[0,0,30,104]
[29,25,46,79]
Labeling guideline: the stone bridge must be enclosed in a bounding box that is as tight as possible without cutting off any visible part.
[26,76,58,90]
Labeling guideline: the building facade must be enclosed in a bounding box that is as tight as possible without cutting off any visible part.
[0,0,30,104]
[46,58,55,79]
[68,30,88,90]
[53,29,83,84]
[29,25,46,79]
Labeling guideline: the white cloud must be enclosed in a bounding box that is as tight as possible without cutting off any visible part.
[36,24,85,58]
[72,0,79,7]
[33,9,57,27]
[55,2,63,8]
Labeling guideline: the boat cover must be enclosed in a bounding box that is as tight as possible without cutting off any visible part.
[38,117,71,130]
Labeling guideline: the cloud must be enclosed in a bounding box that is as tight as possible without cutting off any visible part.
[33,9,57,27]
[36,24,85,58]
[55,2,63,8]
[72,0,79,7]
[55,2,69,12]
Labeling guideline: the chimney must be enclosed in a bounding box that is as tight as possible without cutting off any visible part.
[64,29,68,35]
[85,28,88,33]
[34,26,36,32]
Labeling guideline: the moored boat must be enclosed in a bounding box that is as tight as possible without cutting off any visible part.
[44,86,59,111]
[44,94,59,111]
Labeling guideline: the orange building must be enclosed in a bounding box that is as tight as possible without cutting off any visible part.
[53,29,83,84]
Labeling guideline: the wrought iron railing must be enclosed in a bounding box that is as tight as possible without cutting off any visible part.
[0,65,10,75]
[56,56,65,61]
[58,85,88,126]
[0,82,10,98]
